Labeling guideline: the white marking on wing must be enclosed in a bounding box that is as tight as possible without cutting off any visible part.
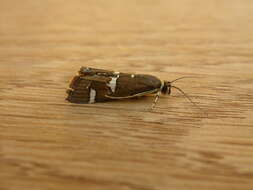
[107,75,120,93]
[89,88,96,103]
[131,74,135,78]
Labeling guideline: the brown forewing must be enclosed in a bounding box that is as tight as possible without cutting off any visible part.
[109,74,162,97]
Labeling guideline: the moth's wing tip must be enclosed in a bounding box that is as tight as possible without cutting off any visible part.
[78,67,84,74]
[66,75,91,104]
[66,88,72,94]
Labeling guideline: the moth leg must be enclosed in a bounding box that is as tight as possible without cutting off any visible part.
[151,91,161,109]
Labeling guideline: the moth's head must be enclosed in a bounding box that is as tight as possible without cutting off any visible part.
[162,77,190,95]
[161,81,171,95]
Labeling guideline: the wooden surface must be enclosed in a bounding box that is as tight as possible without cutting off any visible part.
[1,0,253,189]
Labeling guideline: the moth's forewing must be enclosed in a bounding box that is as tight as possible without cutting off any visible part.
[85,75,111,83]
[109,74,162,97]
[89,80,111,102]
[67,74,112,103]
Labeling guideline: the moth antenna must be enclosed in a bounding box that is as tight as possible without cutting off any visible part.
[171,85,208,117]
[170,76,200,84]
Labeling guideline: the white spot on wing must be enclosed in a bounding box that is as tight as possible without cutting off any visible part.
[89,88,96,103]
[131,74,135,78]
[107,75,120,93]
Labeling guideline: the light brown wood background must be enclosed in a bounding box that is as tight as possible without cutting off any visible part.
[1,0,253,190]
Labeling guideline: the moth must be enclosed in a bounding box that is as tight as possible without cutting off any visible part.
[66,67,195,109]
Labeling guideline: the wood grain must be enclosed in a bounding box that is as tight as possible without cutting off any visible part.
[1,0,253,189]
